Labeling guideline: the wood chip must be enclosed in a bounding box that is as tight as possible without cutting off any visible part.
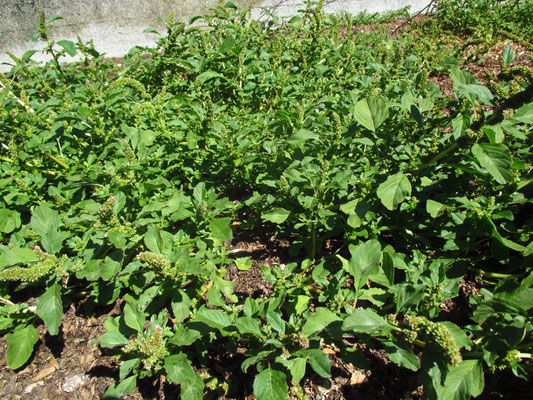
[31,366,56,382]
[322,348,336,355]
[349,370,367,385]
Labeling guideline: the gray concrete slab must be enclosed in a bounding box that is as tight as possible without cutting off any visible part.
[0,0,433,72]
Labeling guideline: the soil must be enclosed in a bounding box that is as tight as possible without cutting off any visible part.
[2,14,533,400]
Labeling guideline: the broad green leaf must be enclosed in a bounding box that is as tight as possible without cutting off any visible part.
[124,302,145,333]
[209,217,233,241]
[235,257,252,271]
[278,357,307,383]
[218,37,236,53]
[0,209,21,233]
[502,45,515,66]
[435,360,484,400]
[302,307,341,336]
[235,316,262,336]
[483,125,504,144]
[452,114,464,139]
[97,331,130,348]
[0,247,39,268]
[6,325,40,369]
[262,207,290,224]
[471,143,512,184]
[266,311,286,334]
[57,40,77,57]
[288,129,319,146]
[456,83,493,105]
[342,308,390,334]
[293,295,311,315]
[119,358,141,380]
[36,283,63,335]
[195,308,233,331]
[169,326,202,346]
[253,368,288,400]
[144,225,173,254]
[383,341,420,371]
[165,354,204,400]
[30,205,63,253]
[342,240,382,290]
[377,173,411,210]
[306,349,331,377]
[103,375,137,399]
[353,97,389,132]
[41,228,63,254]
[512,102,533,124]
[197,71,224,84]
[426,200,446,218]
[30,205,62,237]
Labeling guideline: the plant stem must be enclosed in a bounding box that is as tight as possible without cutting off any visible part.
[471,268,521,279]
[46,153,69,169]
[418,142,459,171]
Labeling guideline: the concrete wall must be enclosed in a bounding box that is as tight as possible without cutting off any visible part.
[0,0,432,71]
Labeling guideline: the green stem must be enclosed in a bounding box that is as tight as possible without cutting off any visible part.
[418,142,459,171]
[46,153,69,169]
[471,268,521,279]
[0,156,57,176]
[517,177,533,191]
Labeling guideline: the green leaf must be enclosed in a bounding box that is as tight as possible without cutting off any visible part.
[30,205,64,253]
[97,331,130,348]
[36,283,63,336]
[262,207,290,224]
[502,45,515,66]
[218,37,236,53]
[124,302,145,333]
[353,97,389,132]
[512,102,533,124]
[31,205,62,237]
[435,360,484,400]
[209,217,233,241]
[342,240,382,290]
[0,209,21,233]
[278,357,307,383]
[342,308,390,334]
[119,358,141,380]
[0,247,39,268]
[253,368,288,400]
[57,40,77,57]
[426,200,446,218]
[266,311,286,334]
[288,129,319,146]
[144,225,173,254]
[383,341,420,371]
[169,326,202,346]
[197,71,224,84]
[472,143,512,184]
[302,307,341,336]
[235,316,262,336]
[377,173,411,210]
[456,83,493,105]
[235,257,252,271]
[194,307,233,331]
[6,325,40,369]
[103,375,137,399]
[305,349,331,378]
[165,354,204,400]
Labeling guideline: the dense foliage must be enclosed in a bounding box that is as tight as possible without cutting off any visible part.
[1,0,532,398]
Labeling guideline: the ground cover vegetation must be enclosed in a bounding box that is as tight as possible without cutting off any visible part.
[0,0,532,398]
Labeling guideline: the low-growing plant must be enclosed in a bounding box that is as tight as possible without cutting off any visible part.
[1,1,532,399]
